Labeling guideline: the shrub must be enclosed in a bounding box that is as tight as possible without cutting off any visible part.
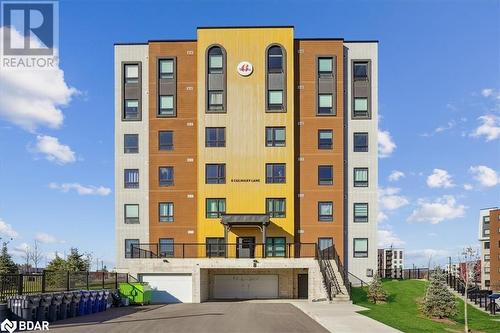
[367,274,388,304]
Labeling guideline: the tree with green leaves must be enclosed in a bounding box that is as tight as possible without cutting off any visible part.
[367,273,388,304]
[421,267,457,319]
[0,242,18,275]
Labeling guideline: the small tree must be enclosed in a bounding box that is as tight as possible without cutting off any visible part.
[461,247,479,333]
[0,242,18,274]
[421,267,457,319]
[66,248,89,271]
[367,274,388,303]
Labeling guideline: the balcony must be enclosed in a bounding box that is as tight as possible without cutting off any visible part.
[128,242,320,259]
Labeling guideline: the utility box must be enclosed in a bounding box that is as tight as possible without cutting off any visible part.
[118,282,151,305]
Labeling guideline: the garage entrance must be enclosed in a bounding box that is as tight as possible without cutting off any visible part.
[140,273,192,303]
[213,274,278,299]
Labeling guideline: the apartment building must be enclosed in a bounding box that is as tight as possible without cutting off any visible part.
[377,247,404,278]
[114,26,378,303]
[479,207,500,291]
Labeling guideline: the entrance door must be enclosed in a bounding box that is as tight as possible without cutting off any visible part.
[298,274,308,299]
[236,237,255,258]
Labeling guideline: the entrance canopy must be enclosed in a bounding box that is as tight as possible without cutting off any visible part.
[220,214,271,245]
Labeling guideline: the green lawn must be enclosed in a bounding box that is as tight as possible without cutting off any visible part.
[352,279,500,333]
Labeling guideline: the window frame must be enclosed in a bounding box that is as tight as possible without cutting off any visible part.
[206,198,226,218]
[267,90,284,111]
[124,204,139,224]
[353,132,369,152]
[124,169,139,189]
[205,164,226,184]
[353,203,369,223]
[124,134,139,154]
[318,57,333,78]
[159,166,174,187]
[123,99,140,120]
[353,238,369,258]
[266,198,286,218]
[318,201,333,222]
[205,127,226,147]
[158,95,175,117]
[159,238,174,258]
[265,163,286,184]
[266,237,286,257]
[124,64,139,84]
[353,62,368,80]
[317,94,334,115]
[124,239,139,258]
[206,237,226,257]
[354,167,369,187]
[265,127,286,147]
[158,58,175,80]
[159,202,174,223]
[158,131,174,151]
[318,165,333,185]
[318,130,333,149]
[207,90,225,112]
[267,46,284,74]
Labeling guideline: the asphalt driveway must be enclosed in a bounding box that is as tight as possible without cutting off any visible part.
[49,302,329,333]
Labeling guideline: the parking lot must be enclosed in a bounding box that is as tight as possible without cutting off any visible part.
[49,302,329,333]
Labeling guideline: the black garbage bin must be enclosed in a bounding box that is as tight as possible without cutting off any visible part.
[102,290,111,311]
[10,295,40,322]
[60,292,72,320]
[7,295,21,321]
[48,293,63,322]
[68,292,81,318]
[37,294,53,322]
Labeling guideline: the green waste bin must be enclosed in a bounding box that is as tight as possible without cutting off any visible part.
[118,282,151,305]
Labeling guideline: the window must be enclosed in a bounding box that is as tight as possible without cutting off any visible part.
[159,202,174,222]
[353,62,368,80]
[318,94,333,115]
[208,47,223,74]
[266,198,286,218]
[318,130,333,149]
[124,64,139,84]
[266,127,285,147]
[485,280,490,287]
[318,202,333,221]
[124,169,139,189]
[124,134,138,153]
[266,237,285,257]
[354,97,368,117]
[354,238,368,258]
[267,46,283,73]
[208,91,224,111]
[318,57,333,78]
[354,133,368,152]
[354,203,369,223]
[484,266,490,274]
[124,100,139,120]
[483,216,490,237]
[124,239,139,258]
[206,164,225,184]
[318,166,333,185]
[124,204,139,224]
[266,163,286,183]
[485,241,490,249]
[206,198,226,218]
[158,131,173,151]
[268,90,284,110]
[158,95,174,116]
[159,59,174,79]
[354,168,369,187]
[206,238,226,257]
[159,167,174,186]
[318,238,333,259]
[159,238,174,258]
[206,127,225,147]
[484,254,490,261]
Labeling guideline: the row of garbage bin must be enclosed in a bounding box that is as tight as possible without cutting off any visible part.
[7,290,111,323]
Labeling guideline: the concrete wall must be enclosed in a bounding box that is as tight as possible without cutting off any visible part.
[344,42,378,282]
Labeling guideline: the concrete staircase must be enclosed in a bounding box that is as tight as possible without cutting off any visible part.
[312,258,351,303]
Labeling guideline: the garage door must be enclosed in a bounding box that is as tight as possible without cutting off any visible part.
[140,274,192,303]
[213,274,278,299]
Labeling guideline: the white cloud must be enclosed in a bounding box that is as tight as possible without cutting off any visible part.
[34,135,76,165]
[49,182,111,196]
[377,211,388,223]
[0,27,78,132]
[481,88,500,99]
[407,195,466,224]
[426,168,455,188]
[378,129,396,158]
[469,165,500,187]
[10,242,30,257]
[463,184,473,191]
[388,170,405,182]
[406,248,451,266]
[379,187,409,211]
[0,219,19,238]
[470,115,500,141]
[35,233,59,244]
[378,229,405,248]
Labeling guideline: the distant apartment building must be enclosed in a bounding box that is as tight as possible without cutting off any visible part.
[377,247,404,278]
[478,207,500,291]
[114,26,378,303]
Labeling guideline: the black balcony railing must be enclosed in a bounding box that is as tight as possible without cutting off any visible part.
[129,242,318,259]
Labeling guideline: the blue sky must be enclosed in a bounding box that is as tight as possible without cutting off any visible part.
[0,0,498,269]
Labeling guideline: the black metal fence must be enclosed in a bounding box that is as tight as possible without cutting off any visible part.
[378,268,434,280]
[0,271,129,301]
[446,274,498,315]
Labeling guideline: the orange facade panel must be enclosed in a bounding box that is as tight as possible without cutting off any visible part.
[148,42,198,244]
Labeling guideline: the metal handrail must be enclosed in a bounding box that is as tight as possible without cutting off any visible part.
[316,245,349,300]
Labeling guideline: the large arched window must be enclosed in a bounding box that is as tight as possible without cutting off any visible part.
[267,46,283,73]
[266,44,286,112]
[206,45,226,112]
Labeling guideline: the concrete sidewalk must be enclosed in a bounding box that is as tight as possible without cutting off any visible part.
[292,301,402,333]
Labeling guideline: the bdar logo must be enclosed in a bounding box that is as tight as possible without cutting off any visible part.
[237,61,253,76]
[1,319,16,333]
